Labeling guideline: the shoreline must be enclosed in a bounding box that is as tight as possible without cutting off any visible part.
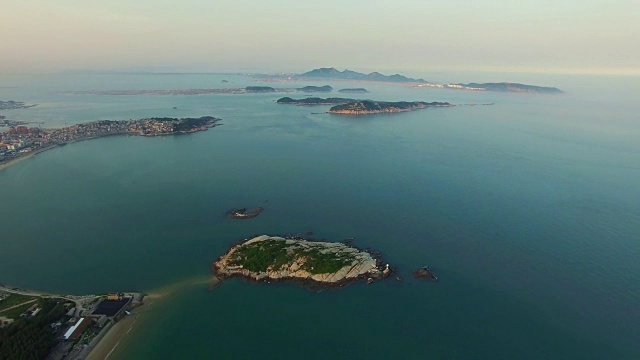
[85,276,212,360]
[0,120,220,171]
[1,276,212,360]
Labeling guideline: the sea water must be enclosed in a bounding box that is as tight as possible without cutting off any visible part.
[0,72,639,359]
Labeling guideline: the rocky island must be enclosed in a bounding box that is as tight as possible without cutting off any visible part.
[226,207,264,219]
[213,235,391,287]
[329,100,452,115]
[297,85,333,92]
[276,97,355,106]
[413,266,438,281]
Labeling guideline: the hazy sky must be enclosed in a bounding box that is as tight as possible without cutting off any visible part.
[1,0,638,74]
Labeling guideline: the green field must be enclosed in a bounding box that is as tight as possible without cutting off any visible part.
[0,294,38,313]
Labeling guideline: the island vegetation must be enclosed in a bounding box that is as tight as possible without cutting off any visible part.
[214,235,392,286]
[329,100,453,115]
[245,86,276,93]
[276,97,355,106]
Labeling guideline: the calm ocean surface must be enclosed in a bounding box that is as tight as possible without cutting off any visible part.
[0,72,639,359]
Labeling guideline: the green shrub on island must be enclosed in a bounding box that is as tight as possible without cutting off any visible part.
[229,238,355,275]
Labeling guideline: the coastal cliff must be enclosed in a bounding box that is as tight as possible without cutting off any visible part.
[329,100,452,115]
[213,235,390,285]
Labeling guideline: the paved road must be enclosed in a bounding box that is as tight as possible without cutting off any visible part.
[0,299,38,314]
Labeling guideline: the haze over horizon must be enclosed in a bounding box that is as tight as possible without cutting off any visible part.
[1,0,638,75]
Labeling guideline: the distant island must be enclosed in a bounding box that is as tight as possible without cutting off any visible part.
[329,100,453,115]
[339,88,369,93]
[276,97,355,105]
[213,235,391,287]
[0,100,38,110]
[294,68,562,93]
[297,85,333,92]
[65,87,296,96]
[1,116,221,168]
[245,86,276,93]
[453,82,563,94]
[298,68,427,83]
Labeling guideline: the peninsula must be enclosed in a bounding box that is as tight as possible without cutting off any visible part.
[450,82,563,94]
[213,235,391,286]
[0,100,38,110]
[276,97,356,105]
[0,116,221,168]
[329,100,453,115]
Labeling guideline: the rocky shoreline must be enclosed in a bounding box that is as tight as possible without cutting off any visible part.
[213,235,392,289]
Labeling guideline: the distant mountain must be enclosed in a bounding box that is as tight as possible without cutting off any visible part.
[298,68,426,83]
[458,83,563,94]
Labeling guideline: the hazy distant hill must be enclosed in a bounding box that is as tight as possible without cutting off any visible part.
[298,68,426,83]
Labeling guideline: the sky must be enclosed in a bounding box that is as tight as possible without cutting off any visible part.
[0,0,638,74]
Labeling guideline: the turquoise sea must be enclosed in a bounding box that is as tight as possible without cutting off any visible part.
[0,72,639,359]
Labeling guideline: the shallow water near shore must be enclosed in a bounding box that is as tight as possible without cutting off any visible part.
[0,72,639,359]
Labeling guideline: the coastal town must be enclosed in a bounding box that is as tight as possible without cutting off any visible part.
[0,116,221,167]
[0,285,145,359]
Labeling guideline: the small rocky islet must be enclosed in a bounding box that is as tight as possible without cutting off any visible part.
[413,266,438,281]
[213,235,392,287]
[226,207,264,219]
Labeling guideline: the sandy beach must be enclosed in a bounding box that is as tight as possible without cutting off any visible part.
[0,152,34,171]
[86,276,213,360]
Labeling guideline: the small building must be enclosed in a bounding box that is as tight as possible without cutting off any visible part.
[106,293,122,301]
[63,317,92,341]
